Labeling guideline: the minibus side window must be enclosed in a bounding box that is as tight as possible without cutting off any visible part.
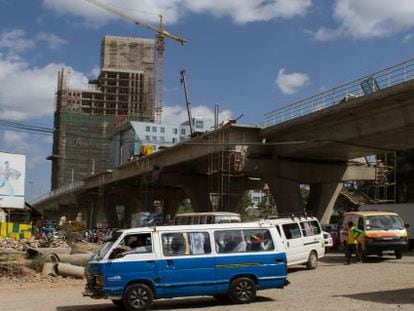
[214,229,274,253]
[243,229,274,251]
[282,223,302,239]
[300,221,315,237]
[309,220,321,235]
[215,230,246,253]
[162,232,211,256]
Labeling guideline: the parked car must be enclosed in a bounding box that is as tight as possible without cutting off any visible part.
[322,224,341,250]
[323,231,333,248]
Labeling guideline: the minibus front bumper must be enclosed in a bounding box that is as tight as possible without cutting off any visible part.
[365,238,407,254]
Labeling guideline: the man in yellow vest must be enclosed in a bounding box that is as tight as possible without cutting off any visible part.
[345,221,362,265]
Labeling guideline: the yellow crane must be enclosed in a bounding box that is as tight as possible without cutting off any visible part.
[84,0,188,123]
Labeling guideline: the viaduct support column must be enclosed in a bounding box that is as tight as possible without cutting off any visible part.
[265,177,304,214]
[182,176,211,212]
[307,182,343,224]
[159,172,212,212]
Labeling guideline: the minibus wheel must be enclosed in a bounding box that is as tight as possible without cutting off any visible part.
[395,249,403,259]
[306,251,318,270]
[229,277,256,304]
[123,283,154,311]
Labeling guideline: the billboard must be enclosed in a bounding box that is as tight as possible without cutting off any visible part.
[0,152,25,209]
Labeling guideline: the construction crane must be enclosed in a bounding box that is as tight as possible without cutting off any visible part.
[180,70,194,136]
[84,0,188,123]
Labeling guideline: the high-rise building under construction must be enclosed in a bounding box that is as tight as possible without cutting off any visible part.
[50,35,155,189]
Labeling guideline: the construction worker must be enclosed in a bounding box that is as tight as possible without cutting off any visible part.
[345,221,362,264]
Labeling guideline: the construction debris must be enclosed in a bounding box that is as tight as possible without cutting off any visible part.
[0,237,94,281]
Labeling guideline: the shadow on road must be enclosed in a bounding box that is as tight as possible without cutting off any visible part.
[57,296,274,311]
[334,287,414,305]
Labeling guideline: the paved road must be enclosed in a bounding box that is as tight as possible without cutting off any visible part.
[1,252,413,311]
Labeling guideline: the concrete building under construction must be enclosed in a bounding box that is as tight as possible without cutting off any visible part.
[50,35,155,189]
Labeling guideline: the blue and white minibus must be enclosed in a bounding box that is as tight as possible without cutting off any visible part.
[84,222,289,310]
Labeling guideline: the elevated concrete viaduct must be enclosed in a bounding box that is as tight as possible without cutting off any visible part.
[32,79,414,226]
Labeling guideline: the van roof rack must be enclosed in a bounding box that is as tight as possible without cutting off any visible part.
[266,210,313,220]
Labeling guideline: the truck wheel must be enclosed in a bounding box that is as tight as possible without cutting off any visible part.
[306,251,318,270]
[229,277,256,304]
[395,249,403,259]
[123,283,154,311]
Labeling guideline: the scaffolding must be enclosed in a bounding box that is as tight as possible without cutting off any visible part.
[207,128,247,211]
[51,36,156,190]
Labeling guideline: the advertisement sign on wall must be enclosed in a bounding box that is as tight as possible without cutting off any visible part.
[0,151,25,209]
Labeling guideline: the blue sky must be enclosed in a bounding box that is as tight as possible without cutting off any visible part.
[1,0,414,201]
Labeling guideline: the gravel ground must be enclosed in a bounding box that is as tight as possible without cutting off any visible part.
[0,251,413,311]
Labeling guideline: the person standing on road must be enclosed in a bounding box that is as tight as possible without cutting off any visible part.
[345,221,362,264]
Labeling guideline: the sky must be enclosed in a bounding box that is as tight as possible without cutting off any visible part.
[1,0,414,201]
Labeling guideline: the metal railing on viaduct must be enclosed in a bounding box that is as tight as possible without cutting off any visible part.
[264,57,414,127]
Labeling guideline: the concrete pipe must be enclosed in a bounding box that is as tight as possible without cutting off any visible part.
[56,263,85,279]
[41,262,57,277]
[52,253,93,267]
[27,247,71,258]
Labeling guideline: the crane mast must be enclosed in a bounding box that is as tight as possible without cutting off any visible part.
[84,0,187,123]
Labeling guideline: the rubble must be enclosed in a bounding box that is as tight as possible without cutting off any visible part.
[0,237,70,252]
[0,237,96,282]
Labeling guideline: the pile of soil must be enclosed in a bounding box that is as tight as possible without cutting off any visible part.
[0,262,35,278]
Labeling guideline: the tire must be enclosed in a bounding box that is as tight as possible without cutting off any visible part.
[306,251,318,270]
[111,299,124,307]
[395,249,403,259]
[229,277,256,304]
[123,283,154,311]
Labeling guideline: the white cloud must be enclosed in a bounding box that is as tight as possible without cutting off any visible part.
[36,32,68,50]
[2,131,51,170]
[0,54,88,120]
[0,29,34,54]
[311,0,414,40]
[42,0,312,25]
[275,68,309,94]
[162,104,232,126]
[0,29,68,54]
[0,29,88,120]
[402,33,413,43]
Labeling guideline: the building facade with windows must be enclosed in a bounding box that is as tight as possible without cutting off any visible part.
[109,116,214,167]
[179,117,214,141]
[51,36,155,189]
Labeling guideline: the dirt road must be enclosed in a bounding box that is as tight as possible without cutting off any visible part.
[1,252,413,311]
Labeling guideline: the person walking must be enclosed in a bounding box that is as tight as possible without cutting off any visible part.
[345,221,362,264]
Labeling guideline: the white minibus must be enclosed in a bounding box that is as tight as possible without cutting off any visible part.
[264,216,325,269]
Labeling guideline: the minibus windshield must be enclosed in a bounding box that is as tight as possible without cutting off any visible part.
[93,231,122,260]
[365,215,404,231]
